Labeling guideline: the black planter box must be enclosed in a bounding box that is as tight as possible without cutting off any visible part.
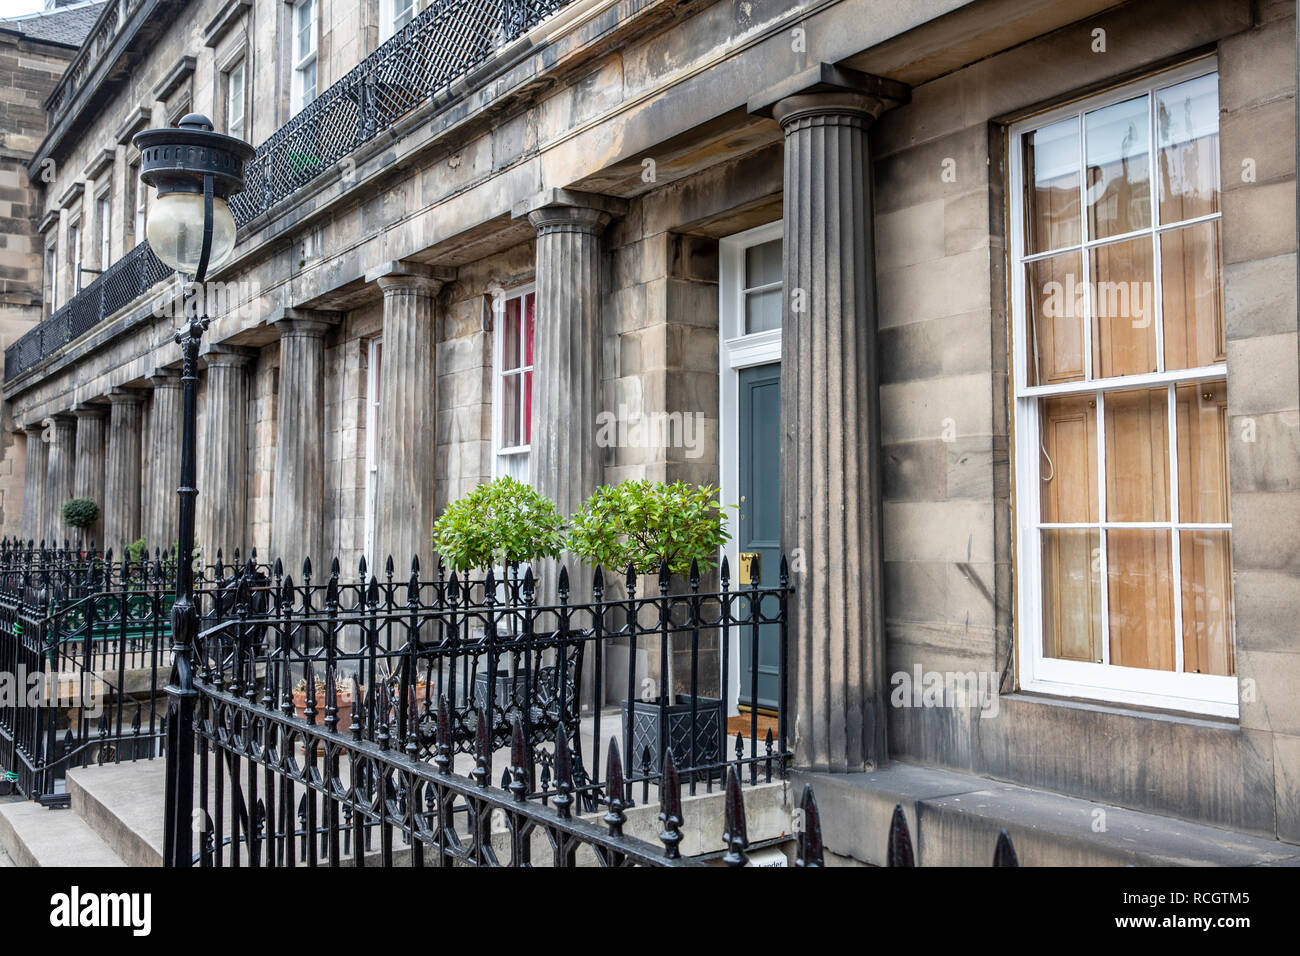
[472,665,577,721]
[621,694,723,775]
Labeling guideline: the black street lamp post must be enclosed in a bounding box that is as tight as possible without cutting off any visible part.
[134,114,254,867]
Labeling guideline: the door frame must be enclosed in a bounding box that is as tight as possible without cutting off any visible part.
[719,219,782,716]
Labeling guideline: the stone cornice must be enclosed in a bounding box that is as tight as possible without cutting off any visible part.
[152,55,197,102]
[82,146,116,182]
[114,106,153,146]
[56,180,84,210]
[203,0,251,48]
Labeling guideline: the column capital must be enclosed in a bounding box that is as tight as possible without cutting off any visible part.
[22,422,45,436]
[366,260,455,296]
[200,344,256,367]
[71,403,107,420]
[107,388,146,405]
[748,63,909,127]
[270,307,338,338]
[514,188,627,234]
[149,367,182,388]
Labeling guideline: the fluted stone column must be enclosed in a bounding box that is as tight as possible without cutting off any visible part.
[104,390,145,552]
[72,406,107,546]
[751,65,907,773]
[271,313,331,574]
[20,424,47,545]
[145,370,182,557]
[44,414,76,546]
[367,261,452,569]
[198,347,253,562]
[520,194,620,528]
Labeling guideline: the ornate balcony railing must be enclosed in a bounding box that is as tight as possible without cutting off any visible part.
[6,0,573,383]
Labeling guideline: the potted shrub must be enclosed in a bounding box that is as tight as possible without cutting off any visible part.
[567,479,732,775]
[61,497,100,536]
[431,476,568,719]
[432,475,566,581]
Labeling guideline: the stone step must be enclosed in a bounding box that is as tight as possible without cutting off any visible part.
[67,760,166,868]
[0,798,126,867]
[792,762,1300,867]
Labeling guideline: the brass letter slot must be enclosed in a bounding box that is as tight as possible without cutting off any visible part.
[739,552,761,586]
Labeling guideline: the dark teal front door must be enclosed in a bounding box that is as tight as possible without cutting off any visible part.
[737,363,781,712]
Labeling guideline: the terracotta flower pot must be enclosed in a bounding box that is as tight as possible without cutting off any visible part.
[293,688,357,757]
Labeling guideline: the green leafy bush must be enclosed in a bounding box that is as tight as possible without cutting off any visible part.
[61,497,100,530]
[567,480,731,578]
[431,476,566,572]
[126,536,148,563]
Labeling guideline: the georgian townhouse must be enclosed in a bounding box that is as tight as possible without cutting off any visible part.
[0,0,1296,865]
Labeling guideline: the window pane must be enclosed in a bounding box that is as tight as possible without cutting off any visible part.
[1038,394,1098,522]
[502,374,520,447]
[523,292,534,366]
[1025,251,1084,385]
[502,297,520,370]
[1180,529,1234,676]
[396,0,415,30]
[1090,236,1156,378]
[1041,529,1101,662]
[1023,117,1081,254]
[1104,386,1169,521]
[522,369,532,445]
[744,239,781,289]
[1107,529,1174,670]
[744,288,781,334]
[1156,73,1220,223]
[297,0,314,52]
[1161,221,1224,370]
[1176,380,1229,523]
[1085,95,1151,239]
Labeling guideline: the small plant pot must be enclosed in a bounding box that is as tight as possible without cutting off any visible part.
[621,694,724,776]
[292,690,356,757]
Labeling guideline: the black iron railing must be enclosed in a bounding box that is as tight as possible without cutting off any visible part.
[183,552,794,865]
[0,542,179,800]
[6,0,573,382]
[0,540,268,801]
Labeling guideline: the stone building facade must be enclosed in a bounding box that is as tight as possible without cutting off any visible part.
[0,0,1297,863]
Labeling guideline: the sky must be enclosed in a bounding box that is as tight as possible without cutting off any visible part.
[0,0,57,18]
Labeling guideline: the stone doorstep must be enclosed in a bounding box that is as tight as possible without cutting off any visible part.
[791,763,1300,867]
[63,759,792,868]
[68,760,165,868]
[0,798,126,867]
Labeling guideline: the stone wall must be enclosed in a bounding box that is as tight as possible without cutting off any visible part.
[869,0,1297,838]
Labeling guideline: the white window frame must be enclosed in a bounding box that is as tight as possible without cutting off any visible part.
[491,284,535,483]
[68,215,83,296]
[226,58,247,141]
[718,219,783,715]
[1009,58,1236,717]
[363,337,383,567]
[44,239,57,314]
[380,0,417,41]
[291,0,318,115]
[95,190,111,270]
[131,157,147,245]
